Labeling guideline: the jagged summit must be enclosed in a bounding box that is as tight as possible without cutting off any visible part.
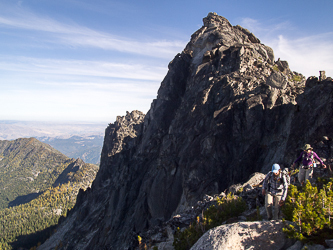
[39,13,333,250]
[186,12,264,67]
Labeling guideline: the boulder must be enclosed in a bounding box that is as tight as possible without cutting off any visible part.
[190,221,294,250]
[286,241,303,250]
[242,172,266,188]
[326,239,333,248]
[266,71,288,89]
[302,244,326,250]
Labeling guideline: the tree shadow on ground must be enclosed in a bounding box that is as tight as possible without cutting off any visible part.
[11,224,58,250]
[8,192,41,207]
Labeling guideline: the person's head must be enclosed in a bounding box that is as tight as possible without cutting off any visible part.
[272,163,281,176]
[303,144,313,153]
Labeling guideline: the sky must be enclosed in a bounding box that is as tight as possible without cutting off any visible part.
[0,0,332,123]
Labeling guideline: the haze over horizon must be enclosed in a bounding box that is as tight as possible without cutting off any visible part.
[1,0,332,123]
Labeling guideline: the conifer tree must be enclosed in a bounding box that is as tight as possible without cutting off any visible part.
[283,179,333,243]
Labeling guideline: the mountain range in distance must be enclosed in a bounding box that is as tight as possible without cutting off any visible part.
[37,135,104,165]
[0,137,99,249]
[0,120,106,164]
[0,120,106,139]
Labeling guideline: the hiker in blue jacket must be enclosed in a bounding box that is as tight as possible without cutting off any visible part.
[292,144,326,185]
[262,164,288,220]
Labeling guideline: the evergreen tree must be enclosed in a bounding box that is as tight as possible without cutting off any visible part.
[283,179,333,244]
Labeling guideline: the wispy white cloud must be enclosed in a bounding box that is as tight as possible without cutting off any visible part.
[0,6,185,59]
[269,33,333,77]
[0,56,167,81]
[0,72,160,122]
[240,18,333,77]
[0,85,154,122]
[60,35,185,59]
[240,17,294,40]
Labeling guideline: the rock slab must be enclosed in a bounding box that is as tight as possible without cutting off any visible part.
[191,221,293,250]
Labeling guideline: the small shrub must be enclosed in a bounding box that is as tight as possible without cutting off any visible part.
[272,65,280,72]
[292,75,302,82]
[173,193,247,250]
[282,180,333,244]
[137,235,143,250]
[237,187,243,195]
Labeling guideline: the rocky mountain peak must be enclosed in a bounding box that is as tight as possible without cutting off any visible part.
[203,12,232,29]
[186,12,264,69]
[39,13,333,250]
[103,110,145,157]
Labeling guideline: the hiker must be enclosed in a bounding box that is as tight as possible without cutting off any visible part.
[292,144,326,185]
[262,164,288,220]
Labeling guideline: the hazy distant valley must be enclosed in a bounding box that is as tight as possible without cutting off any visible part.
[37,135,103,164]
[0,120,105,164]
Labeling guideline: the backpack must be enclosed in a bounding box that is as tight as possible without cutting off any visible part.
[282,168,290,186]
[301,151,314,164]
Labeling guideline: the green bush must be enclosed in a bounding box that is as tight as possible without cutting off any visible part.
[173,193,247,250]
[292,75,302,82]
[272,65,280,72]
[282,180,333,244]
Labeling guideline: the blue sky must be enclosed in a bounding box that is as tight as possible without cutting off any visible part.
[0,0,332,123]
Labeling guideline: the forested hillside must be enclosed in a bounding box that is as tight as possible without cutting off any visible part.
[0,138,68,209]
[0,138,99,249]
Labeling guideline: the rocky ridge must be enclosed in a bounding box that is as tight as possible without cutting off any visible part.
[39,13,333,250]
[142,162,333,250]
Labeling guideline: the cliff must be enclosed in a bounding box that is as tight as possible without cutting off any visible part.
[39,13,333,250]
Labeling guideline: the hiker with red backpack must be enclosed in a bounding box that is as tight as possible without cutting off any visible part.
[292,144,326,185]
[262,164,289,220]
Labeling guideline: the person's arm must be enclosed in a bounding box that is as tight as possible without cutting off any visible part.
[313,151,326,168]
[292,152,303,167]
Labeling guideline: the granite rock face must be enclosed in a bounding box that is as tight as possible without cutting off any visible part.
[39,13,333,250]
[190,221,293,250]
